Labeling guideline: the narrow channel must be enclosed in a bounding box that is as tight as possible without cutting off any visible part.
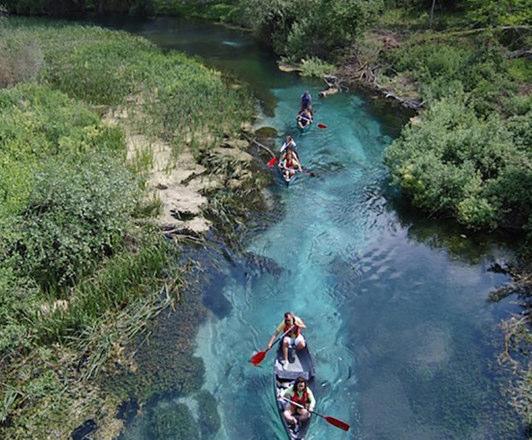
[104,17,524,439]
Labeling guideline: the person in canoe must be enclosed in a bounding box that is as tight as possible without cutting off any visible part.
[301,90,312,112]
[268,312,306,367]
[278,148,302,182]
[281,376,316,431]
[280,135,296,153]
[296,108,313,129]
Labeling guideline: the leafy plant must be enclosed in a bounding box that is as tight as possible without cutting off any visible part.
[3,156,138,290]
[385,96,531,232]
[299,56,335,77]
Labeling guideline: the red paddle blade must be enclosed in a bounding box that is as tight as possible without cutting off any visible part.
[250,350,267,366]
[324,416,350,431]
[317,123,327,129]
[267,157,278,168]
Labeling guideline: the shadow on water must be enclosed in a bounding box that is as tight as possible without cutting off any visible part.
[385,184,522,266]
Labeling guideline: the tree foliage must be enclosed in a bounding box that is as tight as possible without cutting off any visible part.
[385,96,531,232]
[243,0,383,59]
[466,0,532,27]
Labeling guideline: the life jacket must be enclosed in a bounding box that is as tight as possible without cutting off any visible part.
[284,321,300,336]
[291,388,310,407]
[285,157,295,169]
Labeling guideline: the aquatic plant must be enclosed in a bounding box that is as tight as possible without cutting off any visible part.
[196,390,222,438]
[149,403,200,438]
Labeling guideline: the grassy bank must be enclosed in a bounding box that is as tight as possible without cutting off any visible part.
[0,17,253,439]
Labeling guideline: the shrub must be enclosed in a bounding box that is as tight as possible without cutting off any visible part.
[244,0,383,59]
[299,56,335,77]
[385,97,531,232]
[0,84,125,217]
[2,157,138,290]
[466,0,532,27]
[386,40,518,114]
[0,268,39,358]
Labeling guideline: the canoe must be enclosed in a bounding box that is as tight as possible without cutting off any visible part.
[277,149,301,186]
[273,343,316,440]
[277,163,297,186]
[296,113,312,131]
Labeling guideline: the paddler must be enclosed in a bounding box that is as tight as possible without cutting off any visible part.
[278,148,302,181]
[300,90,312,112]
[296,108,313,128]
[280,135,296,153]
[267,312,306,367]
[281,376,316,431]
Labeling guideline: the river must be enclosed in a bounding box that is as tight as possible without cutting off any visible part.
[99,17,524,440]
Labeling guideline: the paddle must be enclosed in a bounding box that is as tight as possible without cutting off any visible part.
[280,396,350,432]
[317,123,327,129]
[267,156,278,168]
[301,168,316,177]
[250,326,294,366]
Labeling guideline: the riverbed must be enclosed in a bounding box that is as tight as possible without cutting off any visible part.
[103,17,524,440]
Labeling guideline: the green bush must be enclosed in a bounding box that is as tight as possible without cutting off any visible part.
[202,3,234,21]
[385,40,518,114]
[0,268,39,358]
[3,157,138,290]
[243,0,383,59]
[299,56,335,77]
[466,0,531,27]
[385,97,531,232]
[0,83,125,217]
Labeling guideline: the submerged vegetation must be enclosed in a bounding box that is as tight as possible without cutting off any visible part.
[0,17,253,439]
[0,0,530,436]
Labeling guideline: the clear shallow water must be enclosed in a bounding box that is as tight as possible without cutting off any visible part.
[102,17,524,440]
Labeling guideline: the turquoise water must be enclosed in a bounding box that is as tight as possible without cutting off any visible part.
[102,18,523,440]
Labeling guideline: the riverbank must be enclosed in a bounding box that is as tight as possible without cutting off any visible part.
[0,17,269,439]
[1,8,530,438]
[166,3,530,431]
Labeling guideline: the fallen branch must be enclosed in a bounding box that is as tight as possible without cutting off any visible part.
[243,135,276,158]
[507,48,532,59]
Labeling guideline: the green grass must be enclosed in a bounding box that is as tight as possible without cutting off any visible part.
[0,16,253,439]
[2,18,253,154]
